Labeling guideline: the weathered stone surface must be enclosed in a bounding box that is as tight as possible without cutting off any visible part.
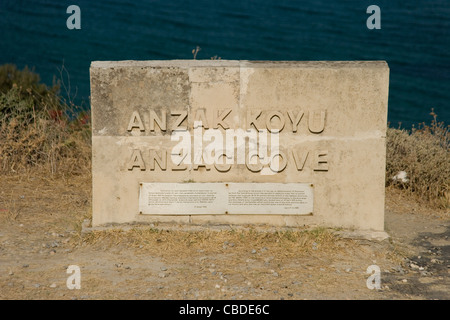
[90,60,389,231]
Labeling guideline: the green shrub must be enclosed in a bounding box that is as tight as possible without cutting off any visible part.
[0,64,62,113]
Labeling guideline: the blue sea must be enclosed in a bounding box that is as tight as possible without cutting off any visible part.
[1,0,449,128]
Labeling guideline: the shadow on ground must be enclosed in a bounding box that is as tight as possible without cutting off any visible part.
[383,225,449,299]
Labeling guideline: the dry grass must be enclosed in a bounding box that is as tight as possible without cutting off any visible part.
[0,173,91,233]
[0,65,90,176]
[386,110,450,209]
[81,226,341,261]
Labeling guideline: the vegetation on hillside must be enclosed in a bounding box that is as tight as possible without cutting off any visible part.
[386,112,449,208]
[0,64,90,175]
[0,64,448,208]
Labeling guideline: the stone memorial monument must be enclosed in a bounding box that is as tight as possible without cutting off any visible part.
[90,60,389,231]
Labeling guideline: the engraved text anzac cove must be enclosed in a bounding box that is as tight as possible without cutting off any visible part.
[125,109,328,173]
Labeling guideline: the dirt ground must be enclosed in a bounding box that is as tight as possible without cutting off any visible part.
[0,174,448,300]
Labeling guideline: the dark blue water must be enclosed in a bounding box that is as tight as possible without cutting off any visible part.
[1,0,449,127]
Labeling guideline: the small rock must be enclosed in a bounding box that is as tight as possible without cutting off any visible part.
[320,268,325,271]
[287,293,293,297]
[229,243,235,247]
[410,263,419,270]
[345,268,352,273]
[160,266,167,271]
[125,266,131,270]
[402,279,408,283]
[19,224,24,227]
[251,249,257,254]
[431,258,443,264]
[50,283,57,288]
[215,284,221,289]
[158,272,166,278]
[22,264,29,268]
[8,270,14,276]
[272,272,279,277]
[49,250,56,255]
[34,283,41,288]
[223,241,229,246]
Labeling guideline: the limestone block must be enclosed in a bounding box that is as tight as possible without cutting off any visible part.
[90,60,389,231]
